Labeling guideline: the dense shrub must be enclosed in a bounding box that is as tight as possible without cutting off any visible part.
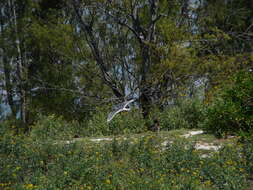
[0,120,14,137]
[157,106,190,130]
[29,109,146,139]
[177,98,205,128]
[30,114,80,140]
[85,109,146,136]
[0,118,28,134]
[156,98,205,130]
[26,95,206,139]
[203,71,253,137]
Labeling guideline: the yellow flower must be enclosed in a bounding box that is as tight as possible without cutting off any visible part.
[16,166,21,171]
[24,184,34,189]
[64,171,68,175]
[205,180,212,185]
[226,160,233,165]
[0,183,10,187]
[105,179,111,184]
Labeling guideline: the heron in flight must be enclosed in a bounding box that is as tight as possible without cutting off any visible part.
[107,99,135,122]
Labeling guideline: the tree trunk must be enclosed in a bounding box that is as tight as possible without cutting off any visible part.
[0,5,17,117]
[3,57,18,117]
[71,0,123,99]
[139,44,152,119]
[11,0,26,124]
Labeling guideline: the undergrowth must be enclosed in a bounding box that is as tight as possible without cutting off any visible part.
[0,130,252,190]
[203,71,253,138]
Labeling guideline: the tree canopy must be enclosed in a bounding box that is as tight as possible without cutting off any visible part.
[0,0,252,127]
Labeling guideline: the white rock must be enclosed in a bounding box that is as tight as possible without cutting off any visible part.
[181,130,204,138]
[195,143,221,151]
[161,140,173,146]
[90,137,112,142]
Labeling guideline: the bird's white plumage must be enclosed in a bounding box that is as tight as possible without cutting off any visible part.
[107,99,135,122]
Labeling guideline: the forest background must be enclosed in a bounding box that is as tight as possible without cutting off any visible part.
[1,0,253,189]
[1,0,252,137]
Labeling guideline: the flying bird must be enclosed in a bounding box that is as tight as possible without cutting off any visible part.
[107,99,135,122]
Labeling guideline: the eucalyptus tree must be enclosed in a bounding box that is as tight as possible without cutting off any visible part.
[70,0,196,119]
[0,0,201,125]
[25,0,113,121]
[196,0,253,55]
[191,0,253,100]
[0,0,32,122]
[0,0,99,123]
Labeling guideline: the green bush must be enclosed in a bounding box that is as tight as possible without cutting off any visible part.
[155,98,204,131]
[203,71,253,137]
[0,117,29,134]
[30,114,79,140]
[158,106,190,130]
[85,98,205,135]
[85,109,146,136]
[29,109,145,139]
[29,97,205,138]
[174,98,205,129]
[0,120,14,137]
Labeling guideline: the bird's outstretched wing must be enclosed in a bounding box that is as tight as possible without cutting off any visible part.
[111,99,135,111]
[123,99,135,108]
[107,109,122,122]
[107,99,135,122]
[112,102,126,111]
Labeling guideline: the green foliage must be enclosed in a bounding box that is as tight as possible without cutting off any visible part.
[203,71,253,137]
[154,98,205,130]
[177,98,205,128]
[157,106,190,130]
[30,114,79,140]
[196,0,253,54]
[85,109,146,136]
[240,140,253,173]
[0,118,29,134]
[0,133,251,190]
[28,110,146,139]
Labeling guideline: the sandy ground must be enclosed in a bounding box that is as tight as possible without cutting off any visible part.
[181,130,204,138]
[64,130,222,153]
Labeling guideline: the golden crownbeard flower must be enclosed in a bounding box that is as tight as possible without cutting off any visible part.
[24,184,34,189]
